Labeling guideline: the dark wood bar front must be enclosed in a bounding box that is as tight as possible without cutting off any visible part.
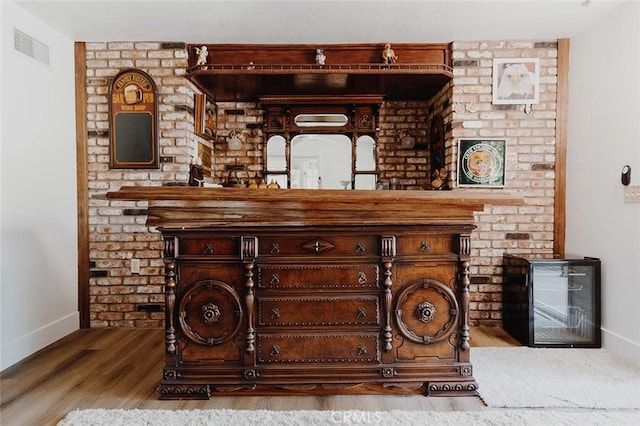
[107,187,523,399]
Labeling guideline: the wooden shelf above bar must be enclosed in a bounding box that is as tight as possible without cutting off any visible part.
[185,43,454,101]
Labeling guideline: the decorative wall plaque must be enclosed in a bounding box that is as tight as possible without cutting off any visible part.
[109,68,159,168]
[457,138,506,187]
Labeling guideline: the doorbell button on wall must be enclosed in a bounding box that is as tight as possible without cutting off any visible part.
[621,165,631,186]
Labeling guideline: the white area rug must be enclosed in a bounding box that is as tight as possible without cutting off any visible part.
[473,346,640,409]
[57,408,640,426]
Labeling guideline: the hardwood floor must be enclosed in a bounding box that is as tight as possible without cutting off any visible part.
[0,327,520,426]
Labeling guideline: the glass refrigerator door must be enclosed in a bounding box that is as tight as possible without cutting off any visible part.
[531,263,596,345]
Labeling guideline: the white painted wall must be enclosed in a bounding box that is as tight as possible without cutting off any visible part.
[0,1,79,370]
[566,1,640,363]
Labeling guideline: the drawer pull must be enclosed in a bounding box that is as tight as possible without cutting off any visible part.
[356,307,367,319]
[203,243,214,255]
[357,345,367,356]
[421,241,430,253]
[357,272,367,284]
[270,243,280,254]
[271,308,280,319]
[356,243,366,254]
[271,273,280,285]
[271,344,280,357]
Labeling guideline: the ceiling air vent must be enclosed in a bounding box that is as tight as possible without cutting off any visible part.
[14,28,49,65]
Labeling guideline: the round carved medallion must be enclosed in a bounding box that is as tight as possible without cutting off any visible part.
[178,280,242,346]
[394,278,459,345]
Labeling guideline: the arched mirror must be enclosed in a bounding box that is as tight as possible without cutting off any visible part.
[265,135,288,188]
[266,134,286,171]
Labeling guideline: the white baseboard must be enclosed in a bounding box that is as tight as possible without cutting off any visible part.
[602,328,640,365]
[1,311,79,371]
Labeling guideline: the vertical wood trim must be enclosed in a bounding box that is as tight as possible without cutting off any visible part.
[75,42,90,328]
[554,38,569,257]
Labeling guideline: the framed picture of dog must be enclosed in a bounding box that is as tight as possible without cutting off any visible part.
[492,58,539,105]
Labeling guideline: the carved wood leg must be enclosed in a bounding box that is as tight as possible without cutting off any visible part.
[241,236,258,355]
[382,260,393,352]
[244,260,255,353]
[457,234,471,352]
[163,237,177,355]
[458,260,471,352]
[380,236,396,352]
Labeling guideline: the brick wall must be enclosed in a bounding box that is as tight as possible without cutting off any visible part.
[86,40,557,328]
[86,42,194,327]
[453,41,557,323]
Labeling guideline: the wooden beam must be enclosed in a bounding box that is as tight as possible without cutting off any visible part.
[554,38,569,257]
[75,42,90,328]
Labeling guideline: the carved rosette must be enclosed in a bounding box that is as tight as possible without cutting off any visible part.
[201,303,221,324]
[415,301,437,323]
[381,367,395,378]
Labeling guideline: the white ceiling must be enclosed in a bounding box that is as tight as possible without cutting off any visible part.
[14,0,624,44]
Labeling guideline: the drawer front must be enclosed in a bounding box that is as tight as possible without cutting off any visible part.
[257,265,379,289]
[259,235,379,256]
[177,236,237,257]
[257,333,380,363]
[257,296,380,327]
[396,234,455,256]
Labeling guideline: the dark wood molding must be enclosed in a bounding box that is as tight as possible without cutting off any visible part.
[186,43,453,101]
[75,42,90,328]
[554,38,569,257]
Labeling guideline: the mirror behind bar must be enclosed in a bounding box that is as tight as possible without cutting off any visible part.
[266,134,377,189]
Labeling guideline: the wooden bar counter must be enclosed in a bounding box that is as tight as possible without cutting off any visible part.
[107,187,523,399]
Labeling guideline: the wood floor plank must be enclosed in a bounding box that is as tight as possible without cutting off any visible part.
[0,327,516,425]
